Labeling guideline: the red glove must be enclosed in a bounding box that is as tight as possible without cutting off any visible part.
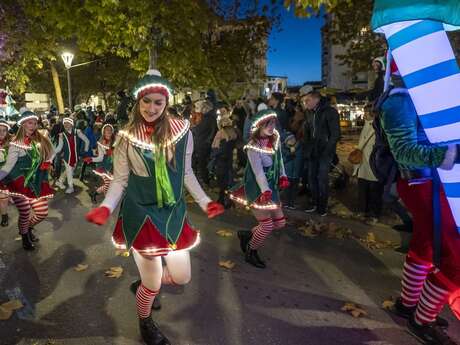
[258,190,272,204]
[83,157,93,164]
[207,201,224,218]
[279,176,290,190]
[39,162,51,171]
[86,206,110,225]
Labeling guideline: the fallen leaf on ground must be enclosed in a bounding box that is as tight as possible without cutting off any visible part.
[0,299,23,320]
[14,237,21,241]
[341,302,368,318]
[359,232,399,250]
[298,225,317,238]
[382,298,395,310]
[74,264,89,272]
[216,229,233,237]
[105,266,123,278]
[219,260,235,270]
[115,250,130,257]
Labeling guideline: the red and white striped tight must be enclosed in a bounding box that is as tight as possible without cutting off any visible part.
[96,176,111,195]
[12,197,48,234]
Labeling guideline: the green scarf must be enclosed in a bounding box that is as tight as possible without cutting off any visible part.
[24,142,41,187]
[153,146,176,208]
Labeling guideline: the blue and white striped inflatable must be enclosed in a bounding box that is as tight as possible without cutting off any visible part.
[376,20,460,232]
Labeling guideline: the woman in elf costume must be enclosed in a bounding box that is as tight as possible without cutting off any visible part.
[86,69,224,345]
[229,109,289,269]
[0,119,11,227]
[0,110,54,251]
[84,124,115,204]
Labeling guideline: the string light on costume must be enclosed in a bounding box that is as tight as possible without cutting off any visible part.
[228,194,279,210]
[244,130,280,154]
[97,142,111,151]
[250,111,277,133]
[117,120,190,151]
[111,232,201,255]
[10,141,34,150]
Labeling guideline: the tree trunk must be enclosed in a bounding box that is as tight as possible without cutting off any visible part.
[50,61,65,114]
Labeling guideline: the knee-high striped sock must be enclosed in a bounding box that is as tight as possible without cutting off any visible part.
[96,177,111,195]
[414,274,449,325]
[161,266,177,285]
[136,283,159,319]
[29,199,49,227]
[272,216,286,229]
[400,256,432,308]
[12,197,31,234]
[249,218,274,250]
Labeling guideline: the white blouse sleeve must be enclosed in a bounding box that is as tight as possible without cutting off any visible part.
[77,129,90,152]
[92,143,105,163]
[247,149,270,192]
[100,137,130,213]
[184,132,211,211]
[0,145,20,181]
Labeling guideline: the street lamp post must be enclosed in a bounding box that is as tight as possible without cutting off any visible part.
[61,52,74,110]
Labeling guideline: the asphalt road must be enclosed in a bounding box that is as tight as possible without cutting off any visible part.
[0,182,458,345]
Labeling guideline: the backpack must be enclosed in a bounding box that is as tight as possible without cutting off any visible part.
[369,88,399,186]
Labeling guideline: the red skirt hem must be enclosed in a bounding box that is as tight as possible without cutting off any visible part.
[112,217,200,257]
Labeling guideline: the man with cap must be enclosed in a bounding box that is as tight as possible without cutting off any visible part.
[54,117,90,193]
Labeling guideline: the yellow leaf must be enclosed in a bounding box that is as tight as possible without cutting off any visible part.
[105,266,123,278]
[14,237,21,241]
[218,260,235,270]
[216,229,233,237]
[366,232,376,243]
[0,306,12,320]
[341,302,367,318]
[0,299,23,320]
[115,250,130,257]
[382,299,395,310]
[1,299,23,311]
[74,264,89,272]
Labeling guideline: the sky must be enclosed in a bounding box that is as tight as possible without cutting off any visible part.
[267,8,325,85]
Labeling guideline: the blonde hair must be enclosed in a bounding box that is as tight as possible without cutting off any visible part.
[14,126,53,160]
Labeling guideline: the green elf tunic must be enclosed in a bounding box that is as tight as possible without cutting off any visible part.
[55,129,90,168]
[101,118,211,256]
[0,140,54,200]
[229,130,286,210]
[92,141,114,180]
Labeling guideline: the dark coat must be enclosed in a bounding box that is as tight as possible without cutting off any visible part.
[303,98,341,159]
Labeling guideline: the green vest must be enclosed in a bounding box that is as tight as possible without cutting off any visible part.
[232,146,282,205]
[6,146,48,197]
[117,132,188,248]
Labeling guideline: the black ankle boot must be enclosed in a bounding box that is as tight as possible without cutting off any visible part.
[245,245,266,269]
[28,228,39,242]
[237,231,252,253]
[393,297,449,328]
[407,315,456,345]
[87,190,98,204]
[1,214,8,227]
[130,280,162,310]
[21,234,35,251]
[139,315,171,345]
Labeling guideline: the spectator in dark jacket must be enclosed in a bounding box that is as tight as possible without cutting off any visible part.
[193,100,217,185]
[368,57,385,102]
[116,90,131,125]
[268,92,288,132]
[302,90,341,216]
